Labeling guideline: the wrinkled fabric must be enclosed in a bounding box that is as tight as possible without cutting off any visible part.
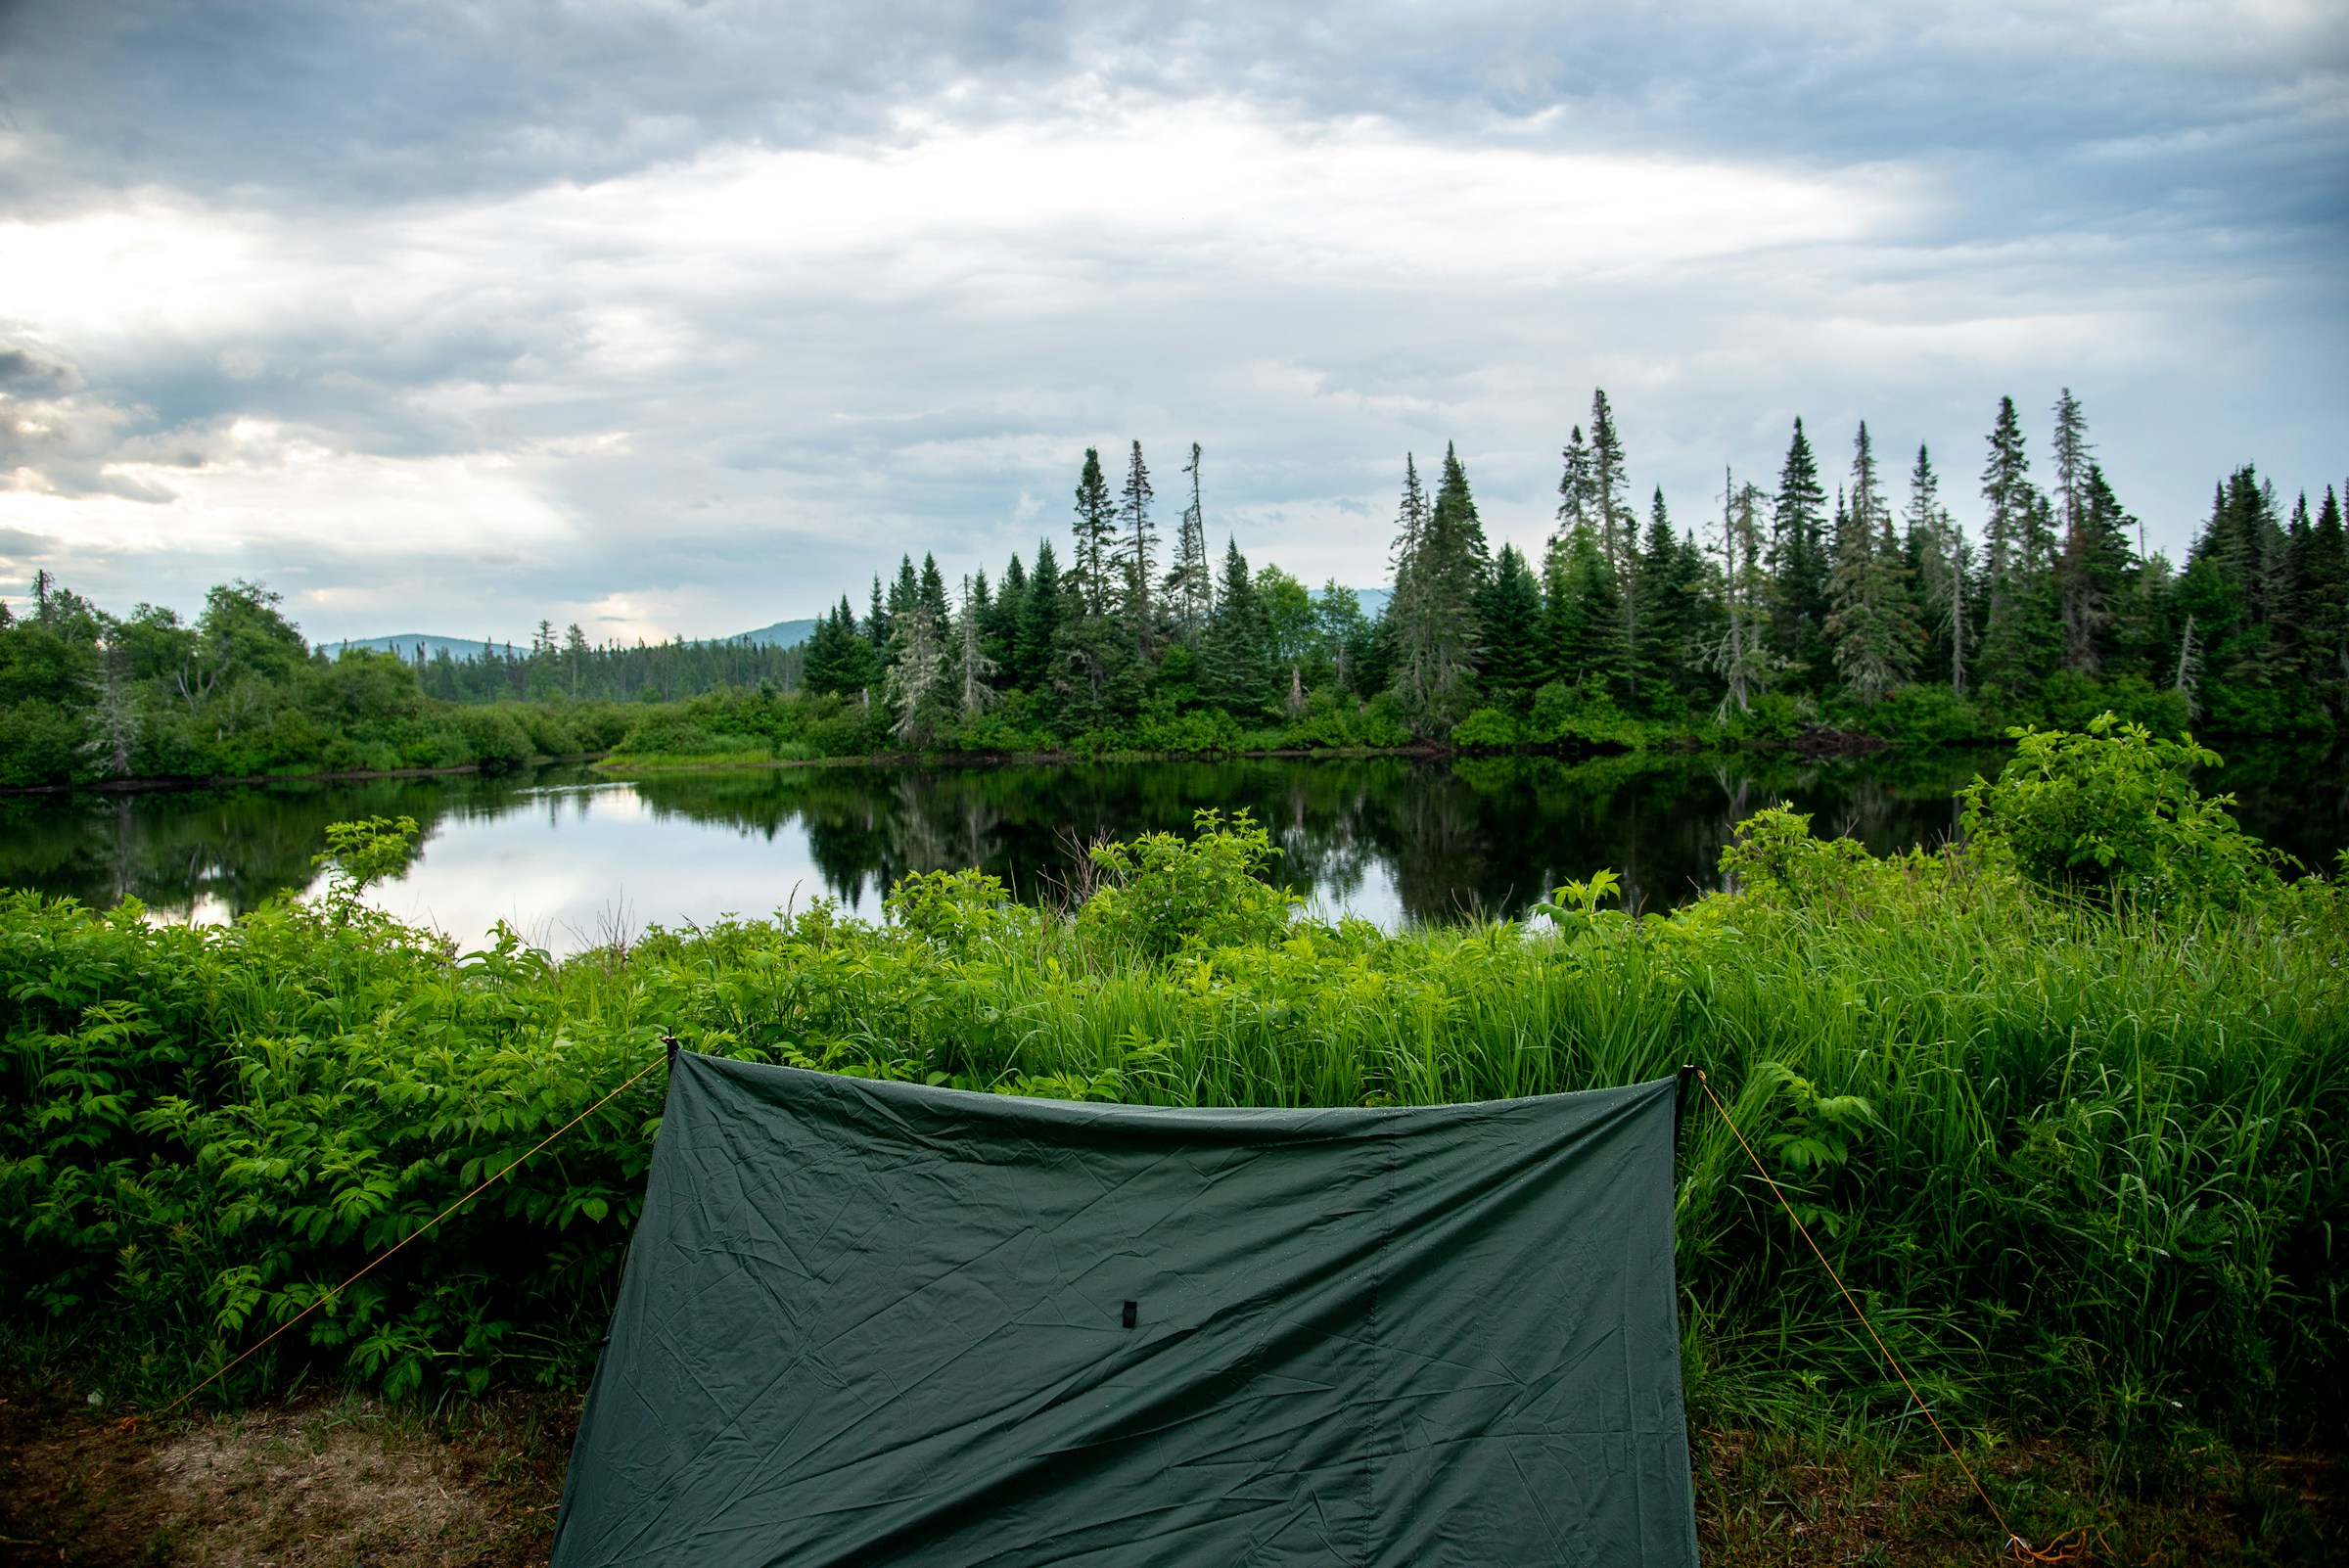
[553,1054,1698,1567]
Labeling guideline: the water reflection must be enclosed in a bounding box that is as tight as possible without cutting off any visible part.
[2,740,2341,954]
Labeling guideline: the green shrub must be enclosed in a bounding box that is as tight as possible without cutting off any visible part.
[1867,683,1987,745]
[1959,713,2286,910]
[454,707,535,771]
[1449,707,1526,750]
[1076,809,1300,958]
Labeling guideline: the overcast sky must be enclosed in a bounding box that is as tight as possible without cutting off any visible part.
[2,1,2343,645]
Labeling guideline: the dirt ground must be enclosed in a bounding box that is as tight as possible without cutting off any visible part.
[2,1376,2338,1566]
[0,1383,574,1568]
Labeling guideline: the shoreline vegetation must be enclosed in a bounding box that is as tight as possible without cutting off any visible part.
[2,719,2344,1560]
[6,389,2344,795]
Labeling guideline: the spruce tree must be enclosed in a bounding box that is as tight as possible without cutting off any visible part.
[890,556,921,623]
[1071,448,1118,618]
[1768,418,1830,686]
[1633,488,1706,709]
[1388,444,1488,733]
[1115,439,1157,660]
[986,554,1027,663]
[1587,392,1640,694]
[954,575,999,719]
[882,600,949,747]
[2056,462,2137,674]
[918,553,949,620]
[1202,537,1275,715]
[1708,470,1775,715]
[1826,423,1920,704]
[1903,444,1969,695]
[1474,544,1544,705]
[1164,442,1214,639]
[867,575,891,653]
[2302,485,2348,708]
[1385,454,1433,719]
[2183,466,2272,697]
[1976,396,2058,692]
[802,598,859,697]
[2050,388,2093,550]
[1061,449,1124,722]
[1544,423,1626,695]
[1016,539,1066,695]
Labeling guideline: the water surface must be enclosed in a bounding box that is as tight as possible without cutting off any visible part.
[3,743,2341,954]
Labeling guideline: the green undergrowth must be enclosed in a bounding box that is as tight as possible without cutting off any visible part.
[1,722,2344,1549]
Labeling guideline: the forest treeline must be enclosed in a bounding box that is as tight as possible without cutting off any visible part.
[782,388,2346,762]
[409,626,806,707]
[1,388,2341,787]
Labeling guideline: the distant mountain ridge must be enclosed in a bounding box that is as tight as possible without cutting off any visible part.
[319,592,1386,662]
[319,619,820,661]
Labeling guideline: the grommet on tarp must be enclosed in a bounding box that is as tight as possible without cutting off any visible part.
[665,1032,682,1072]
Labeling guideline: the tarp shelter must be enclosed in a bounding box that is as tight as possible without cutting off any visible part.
[553,1052,1699,1566]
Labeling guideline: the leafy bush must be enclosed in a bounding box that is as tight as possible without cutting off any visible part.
[884,867,1017,952]
[1866,683,1989,745]
[607,714,768,762]
[454,707,536,771]
[1076,809,1300,958]
[1448,707,1526,750]
[1960,713,2285,910]
[1718,805,1910,907]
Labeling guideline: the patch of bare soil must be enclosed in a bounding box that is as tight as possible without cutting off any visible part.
[1694,1426,2344,1566]
[0,1385,575,1568]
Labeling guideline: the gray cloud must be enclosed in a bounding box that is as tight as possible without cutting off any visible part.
[0,2,2341,641]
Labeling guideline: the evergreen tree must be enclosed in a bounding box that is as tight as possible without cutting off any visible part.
[2051,388,2093,552]
[1388,444,1488,733]
[2183,467,2274,695]
[802,597,862,697]
[1903,444,1969,695]
[882,601,949,747]
[1115,439,1157,659]
[1633,488,1708,710]
[1071,447,1118,618]
[1202,537,1275,715]
[1768,418,1830,685]
[1060,448,1125,724]
[985,554,1026,665]
[1544,423,1627,695]
[888,556,920,623]
[1164,442,1214,639]
[1385,454,1435,720]
[1976,396,2059,692]
[2056,462,2137,673]
[2301,486,2348,709]
[1826,423,1920,703]
[1015,540,1065,695]
[1474,544,1543,704]
[1587,392,1641,696]
[1708,470,1775,715]
[866,575,891,653]
[918,553,949,621]
[954,575,999,719]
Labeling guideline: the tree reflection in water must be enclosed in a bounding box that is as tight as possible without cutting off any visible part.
[1,742,2340,950]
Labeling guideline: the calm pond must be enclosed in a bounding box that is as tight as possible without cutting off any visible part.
[4,743,2343,954]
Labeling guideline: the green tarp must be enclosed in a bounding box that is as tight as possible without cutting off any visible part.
[553,1053,1698,1567]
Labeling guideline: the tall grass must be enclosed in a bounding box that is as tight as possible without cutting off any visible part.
[1,801,2342,1476]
